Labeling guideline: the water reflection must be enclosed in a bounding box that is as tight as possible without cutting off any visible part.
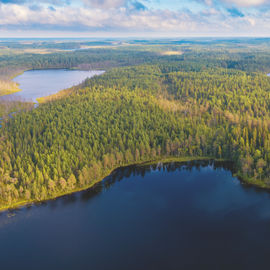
[80,183,103,202]
[0,159,255,218]
[5,160,236,214]
[83,160,236,202]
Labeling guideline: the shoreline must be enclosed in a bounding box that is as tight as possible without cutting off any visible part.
[0,158,269,214]
[0,156,217,213]
[0,87,21,97]
[236,172,270,190]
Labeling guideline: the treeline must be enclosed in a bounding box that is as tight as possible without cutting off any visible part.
[0,48,160,77]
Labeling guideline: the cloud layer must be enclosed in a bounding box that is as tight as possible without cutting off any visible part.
[0,0,270,36]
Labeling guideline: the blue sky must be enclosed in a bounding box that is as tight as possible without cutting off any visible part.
[0,0,270,37]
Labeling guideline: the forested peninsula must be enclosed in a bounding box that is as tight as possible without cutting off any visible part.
[1,39,270,210]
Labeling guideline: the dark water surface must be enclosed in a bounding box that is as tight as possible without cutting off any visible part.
[1,161,270,270]
[0,69,104,102]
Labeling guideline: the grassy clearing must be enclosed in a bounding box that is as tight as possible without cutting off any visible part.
[0,80,21,96]
[160,51,183,56]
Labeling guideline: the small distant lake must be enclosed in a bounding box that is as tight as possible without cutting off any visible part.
[0,69,104,102]
[1,160,270,269]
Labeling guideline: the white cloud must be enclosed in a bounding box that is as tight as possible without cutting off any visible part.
[247,17,256,25]
[81,0,126,8]
[222,0,269,7]
[203,0,213,5]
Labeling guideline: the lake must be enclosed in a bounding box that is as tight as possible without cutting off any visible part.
[1,160,270,270]
[0,69,104,102]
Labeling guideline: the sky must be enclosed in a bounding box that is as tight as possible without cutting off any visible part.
[0,0,270,37]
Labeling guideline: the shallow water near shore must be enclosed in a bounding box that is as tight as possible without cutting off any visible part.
[1,160,270,269]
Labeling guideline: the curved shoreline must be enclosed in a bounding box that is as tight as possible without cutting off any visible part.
[0,156,215,213]
[0,155,268,213]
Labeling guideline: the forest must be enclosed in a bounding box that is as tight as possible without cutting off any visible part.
[1,38,270,209]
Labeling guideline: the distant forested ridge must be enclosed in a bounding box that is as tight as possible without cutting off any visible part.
[1,40,270,209]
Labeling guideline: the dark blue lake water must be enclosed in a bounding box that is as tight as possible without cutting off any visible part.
[0,161,270,270]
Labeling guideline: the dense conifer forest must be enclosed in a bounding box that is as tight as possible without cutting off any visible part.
[1,39,270,209]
